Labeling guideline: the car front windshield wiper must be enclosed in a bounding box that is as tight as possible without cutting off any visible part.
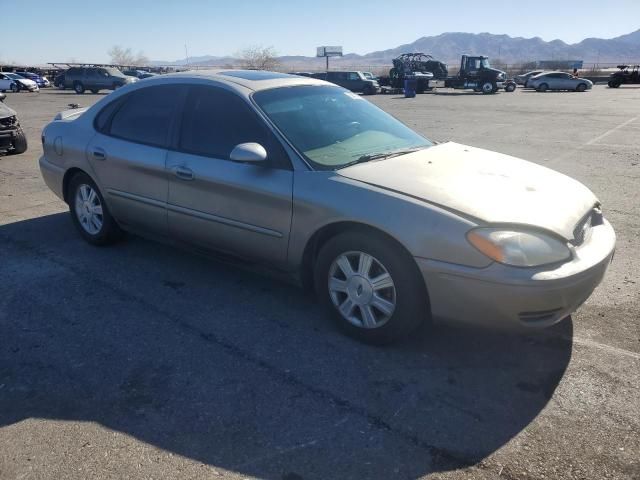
[338,146,427,169]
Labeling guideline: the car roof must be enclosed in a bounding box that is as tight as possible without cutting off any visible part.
[150,69,329,92]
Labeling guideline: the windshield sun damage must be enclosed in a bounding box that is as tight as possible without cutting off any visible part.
[253,85,431,170]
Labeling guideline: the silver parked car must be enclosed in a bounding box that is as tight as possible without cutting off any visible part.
[528,71,593,92]
[39,70,615,344]
[514,70,544,86]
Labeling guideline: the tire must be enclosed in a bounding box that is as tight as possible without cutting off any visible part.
[314,231,429,345]
[68,172,122,246]
[10,83,18,93]
[537,83,548,92]
[73,82,85,94]
[481,81,495,94]
[576,83,587,92]
[609,80,621,88]
[505,83,516,92]
[8,127,27,155]
[91,89,100,94]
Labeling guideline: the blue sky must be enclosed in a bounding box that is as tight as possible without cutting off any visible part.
[2,0,639,64]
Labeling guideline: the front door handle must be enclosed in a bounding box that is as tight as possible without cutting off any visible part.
[92,147,106,160]
[174,166,194,181]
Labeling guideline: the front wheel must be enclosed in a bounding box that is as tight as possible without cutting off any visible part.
[73,82,85,94]
[8,127,27,155]
[537,83,549,92]
[9,83,18,93]
[314,231,429,344]
[481,81,495,94]
[609,80,620,88]
[576,83,587,92]
[505,83,516,92]
[69,173,122,246]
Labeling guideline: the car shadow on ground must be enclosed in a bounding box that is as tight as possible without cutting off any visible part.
[0,213,573,479]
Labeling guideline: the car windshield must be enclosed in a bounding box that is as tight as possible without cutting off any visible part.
[253,85,431,170]
[5,73,25,79]
[105,67,126,78]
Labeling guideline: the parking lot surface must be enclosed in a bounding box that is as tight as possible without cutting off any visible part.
[0,86,638,480]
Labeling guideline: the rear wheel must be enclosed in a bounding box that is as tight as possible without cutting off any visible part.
[8,127,27,155]
[537,83,548,92]
[91,89,100,94]
[73,82,85,94]
[68,173,122,246]
[314,231,429,344]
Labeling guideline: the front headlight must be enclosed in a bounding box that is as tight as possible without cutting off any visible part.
[467,228,571,267]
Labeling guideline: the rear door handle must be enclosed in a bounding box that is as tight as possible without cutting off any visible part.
[174,166,194,181]
[92,147,106,160]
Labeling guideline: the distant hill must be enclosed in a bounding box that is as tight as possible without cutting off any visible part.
[152,29,640,69]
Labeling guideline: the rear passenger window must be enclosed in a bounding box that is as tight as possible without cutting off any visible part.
[108,85,183,148]
[178,86,288,168]
[94,98,123,133]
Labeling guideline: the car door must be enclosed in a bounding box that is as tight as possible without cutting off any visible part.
[0,74,11,90]
[86,84,186,235]
[348,72,365,92]
[166,85,293,265]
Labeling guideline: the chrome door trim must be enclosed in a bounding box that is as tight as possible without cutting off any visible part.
[166,203,283,238]
[106,188,166,209]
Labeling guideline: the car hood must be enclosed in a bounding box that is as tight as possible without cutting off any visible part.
[17,78,37,86]
[337,142,597,240]
[0,102,16,118]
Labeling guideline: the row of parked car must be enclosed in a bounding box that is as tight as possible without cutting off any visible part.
[291,71,380,95]
[513,70,593,92]
[292,69,594,95]
[0,67,160,95]
[0,71,50,92]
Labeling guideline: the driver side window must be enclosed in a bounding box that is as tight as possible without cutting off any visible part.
[178,86,289,169]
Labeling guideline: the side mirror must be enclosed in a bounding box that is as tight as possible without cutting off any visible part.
[229,142,267,163]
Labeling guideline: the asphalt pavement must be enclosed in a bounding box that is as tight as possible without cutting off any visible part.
[0,86,638,480]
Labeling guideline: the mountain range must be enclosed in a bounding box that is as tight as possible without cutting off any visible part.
[152,30,640,69]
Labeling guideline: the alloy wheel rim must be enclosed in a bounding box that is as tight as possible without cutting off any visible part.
[328,251,396,329]
[482,83,493,93]
[74,184,103,235]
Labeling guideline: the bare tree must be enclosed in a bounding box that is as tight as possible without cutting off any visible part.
[236,45,280,70]
[108,45,149,66]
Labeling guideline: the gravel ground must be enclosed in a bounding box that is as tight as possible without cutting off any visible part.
[0,86,638,480]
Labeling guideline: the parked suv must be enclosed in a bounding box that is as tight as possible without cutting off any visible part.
[312,71,379,95]
[63,67,137,94]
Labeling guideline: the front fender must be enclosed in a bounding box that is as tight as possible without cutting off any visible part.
[287,171,491,271]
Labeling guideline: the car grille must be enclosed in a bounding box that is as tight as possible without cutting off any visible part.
[572,206,603,246]
[0,115,17,130]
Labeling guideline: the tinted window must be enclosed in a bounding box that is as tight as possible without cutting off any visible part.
[108,85,183,148]
[179,86,288,167]
[94,97,124,133]
[348,72,359,81]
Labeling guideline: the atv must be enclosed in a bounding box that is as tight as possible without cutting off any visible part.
[0,93,28,156]
[608,65,640,88]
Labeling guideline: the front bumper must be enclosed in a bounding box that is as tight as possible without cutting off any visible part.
[416,219,616,329]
